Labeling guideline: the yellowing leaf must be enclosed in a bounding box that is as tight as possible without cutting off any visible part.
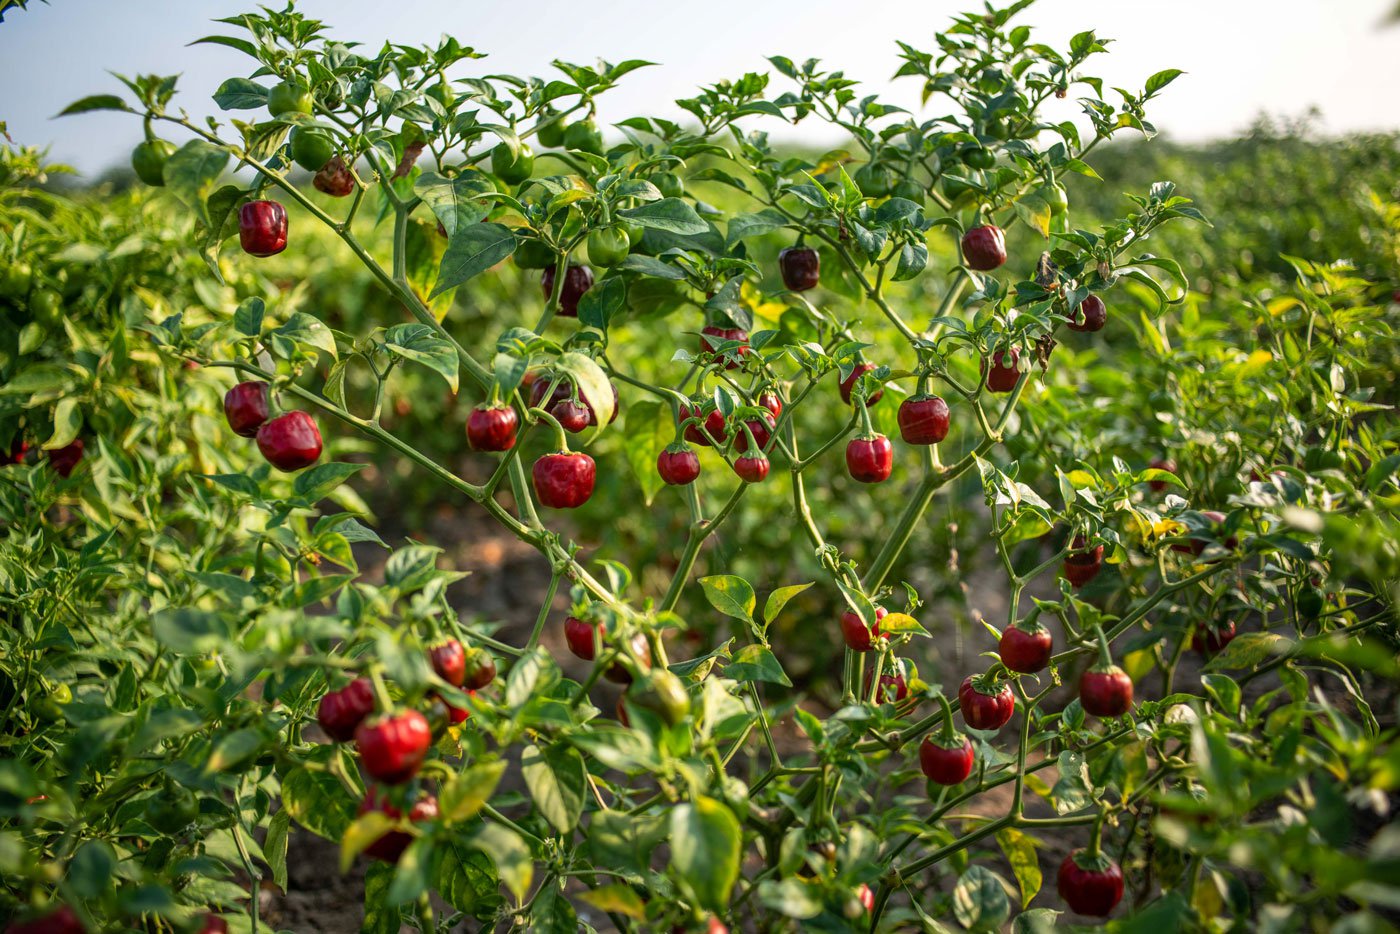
[340,811,396,872]
[996,826,1042,908]
[879,612,929,637]
[1239,349,1273,375]
[440,759,506,825]
[579,883,647,918]
[1065,469,1096,488]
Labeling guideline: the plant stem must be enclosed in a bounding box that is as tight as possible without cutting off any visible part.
[658,481,748,613]
[527,569,563,650]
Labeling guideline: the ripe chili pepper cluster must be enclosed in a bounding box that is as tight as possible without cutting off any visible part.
[222,380,323,472]
[310,637,495,864]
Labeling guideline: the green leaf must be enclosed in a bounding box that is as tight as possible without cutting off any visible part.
[1201,672,1242,715]
[1144,68,1185,97]
[264,809,290,891]
[505,647,557,708]
[952,864,1010,931]
[1013,195,1052,239]
[587,810,667,876]
[292,462,366,502]
[440,759,507,825]
[212,77,269,110]
[435,841,503,921]
[793,707,824,746]
[58,95,133,116]
[1012,908,1062,933]
[1061,158,1102,181]
[471,823,533,903]
[205,728,264,772]
[387,838,431,904]
[362,863,402,934]
[164,141,230,228]
[191,33,259,57]
[282,766,357,840]
[521,743,586,833]
[725,644,792,687]
[894,239,929,281]
[1205,631,1290,672]
[996,826,1042,908]
[0,363,77,403]
[1121,268,1175,312]
[384,327,460,392]
[1141,467,1185,489]
[578,275,626,332]
[431,222,517,298]
[415,170,495,236]
[269,311,338,360]
[126,709,202,756]
[45,397,82,450]
[757,878,823,919]
[762,583,812,629]
[617,197,708,235]
[68,840,115,899]
[527,885,579,932]
[669,796,741,911]
[201,472,260,497]
[622,399,668,506]
[312,531,357,572]
[698,575,755,623]
[725,209,789,248]
[1362,453,1400,491]
[232,297,265,336]
[618,254,686,280]
[204,183,245,254]
[1051,750,1093,814]
[291,573,352,608]
[152,607,232,654]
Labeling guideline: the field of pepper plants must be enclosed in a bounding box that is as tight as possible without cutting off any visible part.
[2,1,1400,931]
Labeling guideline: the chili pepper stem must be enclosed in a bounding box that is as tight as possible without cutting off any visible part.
[1094,624,1114,668]
[1088,809,1107,859]
[368,669,394,713]
[935,692,959,742]
[531,407,570,451]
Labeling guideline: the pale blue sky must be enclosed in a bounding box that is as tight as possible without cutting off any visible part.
[2,0,1398,177]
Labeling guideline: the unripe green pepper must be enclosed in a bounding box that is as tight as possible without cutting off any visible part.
[147,783,200,833]
[653,172,684,199]
[619,219,646,247]
[290,127,335,172]
[891,179,925,204]
[563,118,605,156]
[963,147,996,170]
[131,139,176,186]
[853,163,893,198]
[268,80,314,117]
[587,226,630,267]
[491,142,535,185]
[536,110,565,148]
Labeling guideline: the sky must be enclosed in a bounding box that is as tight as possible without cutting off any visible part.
[2,0,1398,178]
